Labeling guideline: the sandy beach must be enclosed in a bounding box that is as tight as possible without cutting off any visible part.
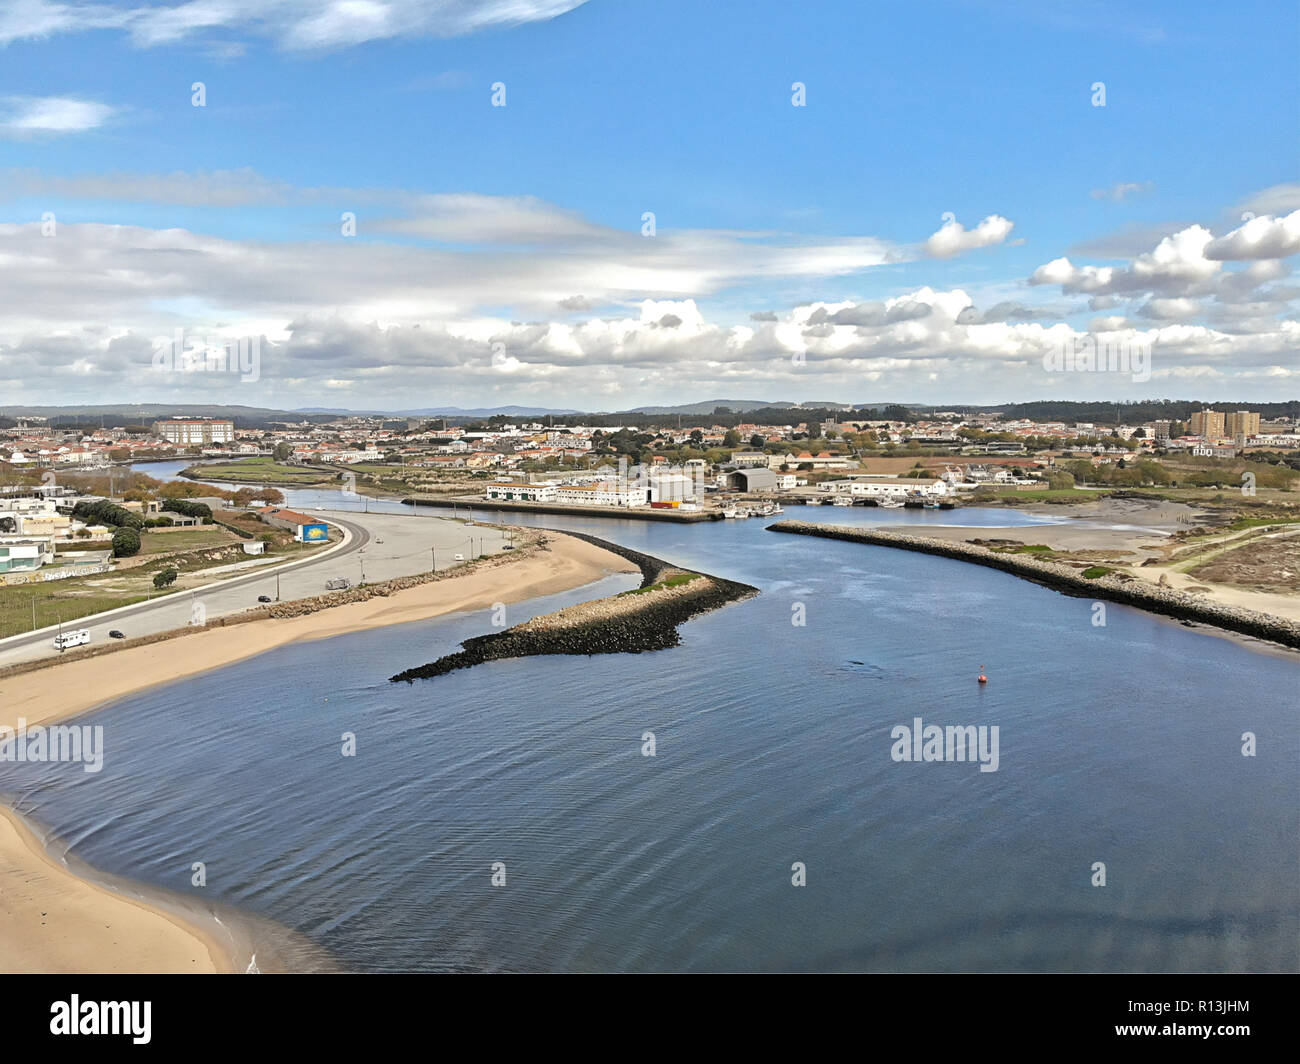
[0,533,637,973]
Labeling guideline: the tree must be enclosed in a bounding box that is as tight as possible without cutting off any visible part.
[273,442,292,461]
[1047,472,1076,491]
[749,434,764,448]
[722,429,741,448]
[162,498,213,520]
[112,527,141,557]
[153,567,178,589]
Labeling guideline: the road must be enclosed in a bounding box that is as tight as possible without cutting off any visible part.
[0,508,512,669]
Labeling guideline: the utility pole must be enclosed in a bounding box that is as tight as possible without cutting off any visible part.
[276,572,281,601]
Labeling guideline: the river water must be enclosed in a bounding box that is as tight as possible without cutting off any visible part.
[2,468,1295,972]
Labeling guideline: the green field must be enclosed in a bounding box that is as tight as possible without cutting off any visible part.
[979,487,1109,504]
[0,576,184,639]
[137,528,238,554]
[182,457,332,484]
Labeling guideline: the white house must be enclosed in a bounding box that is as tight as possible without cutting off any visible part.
[485,481,558,502]
[819,478,948,499]
[0,535,55,573]
[555,482,646,507]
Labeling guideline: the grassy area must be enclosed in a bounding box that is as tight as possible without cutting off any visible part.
[1226,515,1300,531]
[619,571,703,596]
[1080,566,1113,579]
[978,487,1109,504]
[136,528,238,554]
[181,457,331,484]
[0,522,324,637]
[0,575,183,639]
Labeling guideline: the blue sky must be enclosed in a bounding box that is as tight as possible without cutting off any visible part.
[1,0,1297,409]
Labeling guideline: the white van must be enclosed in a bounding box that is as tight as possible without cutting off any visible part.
[53,629,90,650]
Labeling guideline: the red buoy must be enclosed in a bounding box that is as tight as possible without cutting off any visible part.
[977,665,988,684]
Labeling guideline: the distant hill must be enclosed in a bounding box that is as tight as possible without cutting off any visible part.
[626,399,857,415]
[294,406,583,417]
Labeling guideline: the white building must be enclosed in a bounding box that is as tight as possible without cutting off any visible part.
[819,478,949,499]
[643,473,698,502]
[485,481,558,502]
[0,535,55,573]
[555,482,646,507]
[152,418,235,445]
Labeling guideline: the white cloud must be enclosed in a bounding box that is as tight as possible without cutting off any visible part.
[0,181,1295,407]
[1204,210,1300,261]
[923,215,1014,258]
[0,96,113,135]
[1090,181,1154,202]
[0,0,590,51]
[1031,225,1221,296]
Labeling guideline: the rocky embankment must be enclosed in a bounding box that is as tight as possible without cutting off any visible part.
[767,520,1300,650]
[389,534,757,683]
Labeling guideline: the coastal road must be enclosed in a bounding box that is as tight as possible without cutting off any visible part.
[0,508,511,669]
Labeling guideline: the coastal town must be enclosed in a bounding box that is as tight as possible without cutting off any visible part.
[2,401,1297,663]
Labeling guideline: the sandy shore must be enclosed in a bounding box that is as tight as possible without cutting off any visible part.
[0,533,636,973]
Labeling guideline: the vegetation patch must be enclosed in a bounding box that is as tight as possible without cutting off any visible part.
[618,571,702,595]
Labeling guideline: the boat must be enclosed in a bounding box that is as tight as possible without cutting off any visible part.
[879,498,904,509]
[721,507,741,518]
[922,501,941,509]
[832,496,854,507]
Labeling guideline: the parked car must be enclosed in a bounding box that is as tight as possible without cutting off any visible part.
[257,595,272,603]
[453,553,465,561]
[502,545,515,551]
[108,630,125,639]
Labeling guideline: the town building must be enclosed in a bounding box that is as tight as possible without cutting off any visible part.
[0,535,55,573]
[1189,409,1226,438]
[819,478,949,499]
[152,418,235,445]
[554,482,646,507]
[258,506,330,543]
[1225,410,1261,441]
[719,467,778,492]
[485,481,558,502]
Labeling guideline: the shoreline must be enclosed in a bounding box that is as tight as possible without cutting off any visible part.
[0,805,235,974]
[767,520,1300,652]
[0,532,638,974]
